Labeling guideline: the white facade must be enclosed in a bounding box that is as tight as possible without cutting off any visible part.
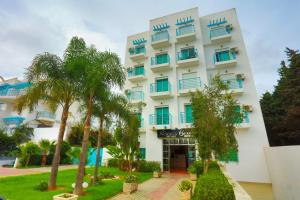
[124,7,270,183]
[0,77,78,142]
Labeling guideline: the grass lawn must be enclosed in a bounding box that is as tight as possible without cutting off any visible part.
[0,167,152,200]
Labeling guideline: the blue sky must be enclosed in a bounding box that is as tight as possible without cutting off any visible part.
[0,0,299,96]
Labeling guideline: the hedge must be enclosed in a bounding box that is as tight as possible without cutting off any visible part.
[137,160,160,172]
[107,158,119,168]
[192,164,235,200]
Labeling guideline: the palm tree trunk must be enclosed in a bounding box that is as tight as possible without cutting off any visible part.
[48,104,70,189]
[93,117,103,185]
[74,95,93,195]
[41,154,47,166]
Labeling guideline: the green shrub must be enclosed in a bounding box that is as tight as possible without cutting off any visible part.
[138,160,161,172]
[47,141,71,165]
[192,168,235,200]
[107,158,119,168]
[178,180,193,192]
[124,175,138,183]
[34,181,48,191]
[100,171,114,179]
[19,142,41,167]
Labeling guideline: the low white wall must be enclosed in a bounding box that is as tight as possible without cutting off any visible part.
[32,127,62,142]
[264,146,300,200]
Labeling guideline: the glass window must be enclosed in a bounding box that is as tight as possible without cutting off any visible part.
[156,78,169,92]
[185,104,193,123]
[155,106,169,125]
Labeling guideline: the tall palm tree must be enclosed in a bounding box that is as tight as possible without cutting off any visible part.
[92,93,129,185]
[15,37,84,189]
[71,45,125,195]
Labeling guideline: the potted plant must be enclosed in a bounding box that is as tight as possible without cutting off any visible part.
[53,193,78,200]
[178,180,193,200]
[187,165,197,181]
[153,165,162,178]
[123,175,138,194]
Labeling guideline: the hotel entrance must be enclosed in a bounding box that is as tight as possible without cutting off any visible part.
[162,138,196,172]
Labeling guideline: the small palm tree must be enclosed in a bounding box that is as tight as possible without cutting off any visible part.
[39,139,51,166]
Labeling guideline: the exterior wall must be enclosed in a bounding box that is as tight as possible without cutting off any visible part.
[124,7,270,183]
[265,146,300,200]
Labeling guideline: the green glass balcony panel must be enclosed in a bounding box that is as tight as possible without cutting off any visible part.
[185,105,193,123]
[37,111,56,119]
[210,26,231,38]
[129,46,146,55]
[176,24,195,36]
[222,79,244,89]
[178,77,201,90]
[127,91,144,101]
[234,106,249,124]
[152,31,169,42]
[128,66,145,77]
[151,54,169,65]
[149,107,171,125]
[177,48,198,61]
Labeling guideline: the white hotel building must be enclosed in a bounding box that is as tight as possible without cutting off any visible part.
[124,7,270,183]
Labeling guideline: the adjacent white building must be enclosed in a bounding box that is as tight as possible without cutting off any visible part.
[0,76,78,142]
[124,7,270,183]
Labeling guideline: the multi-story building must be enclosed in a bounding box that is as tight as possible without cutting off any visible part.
[124,7,270,183]
[0,76,77,142]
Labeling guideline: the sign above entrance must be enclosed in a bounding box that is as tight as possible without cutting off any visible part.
[157,129,192,138]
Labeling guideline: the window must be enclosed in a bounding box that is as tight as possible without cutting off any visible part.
[215,50,230,62]
[156,78,169,92]
[185,104,193,123]
[156,53,168,64]
[134,65,144,75]
[135,112,142,127]
[181,47,196,59]
[156,107,169,125]
[135,45,145,54]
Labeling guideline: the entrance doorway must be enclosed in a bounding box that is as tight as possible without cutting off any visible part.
[162,138,196,172]
[170,145,188,172]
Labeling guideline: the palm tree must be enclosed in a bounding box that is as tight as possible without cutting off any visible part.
[72,45,125,195]
[39,139,51,166]
[92,93,129,185]
[14,37,84,189]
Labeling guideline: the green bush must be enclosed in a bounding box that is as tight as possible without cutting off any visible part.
[138,160,161,172]
[19,142,41,167]
[192,168,235,200]
[178,180,193,192]
[47,141,71,165]
[100,171,114,179]
[124,175,138,183]
[34,181,48,191]
[107,158,119,168]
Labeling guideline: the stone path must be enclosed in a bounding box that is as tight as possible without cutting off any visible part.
[109,173,192,200]
[0,165,77,177]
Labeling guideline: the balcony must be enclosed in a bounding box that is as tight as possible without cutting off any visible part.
[149,114,172,130]
[0,88,25,102]
[210,26,232,44]
[139,118,146,133]
[129,46,146,61]
[176,49,199,67]
[150,54,171,72]
[235,112,250,129]
[1,116,25,128]
[151,31,170,49]
[180,112,193,128]
[178,77,201,96]
[127,91,144,104]
[127,67,146,82]
[214,50,237,68]
[222,79,244,95]
[36,111,56,125]
[176,24,196,43]
[150,82,172,99]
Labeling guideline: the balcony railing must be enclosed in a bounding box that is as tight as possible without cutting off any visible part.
[222,79,244,90]
[176,24,195,36]
[127,91,144,102]
[151,54,170,65]
[178,77,201,90]
[150,82,171,93]
[235,112,250,124]
[36,111,56,120]
[128,67,145,77]
[149,114,172,125]
[210,26,231,39]
[151,31,169,42]
[0,88,25,96]
[213,51,236,63]
[129,46,146,56]
[177,49,198,61]
[180,112,193,124]
[2,116,25,125]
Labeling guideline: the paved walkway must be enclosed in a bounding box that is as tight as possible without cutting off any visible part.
[109,173,192,200]
[0,165,77,177]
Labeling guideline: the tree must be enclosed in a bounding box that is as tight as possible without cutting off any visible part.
[70,41,125,195]
[260,48,300,146]
[92,93,129,185]
[19,142,41,167]
[39,139,51,166]
[11,125,34,144]
[191,76,242,173]
[14,38,82,189]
